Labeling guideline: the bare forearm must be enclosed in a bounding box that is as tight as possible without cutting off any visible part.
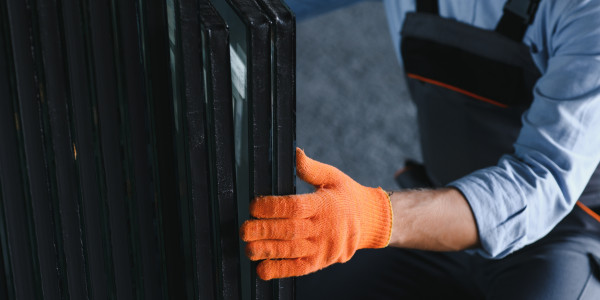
[388,188,480,251]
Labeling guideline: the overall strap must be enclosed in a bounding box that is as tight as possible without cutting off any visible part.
[416,0,438,14]
[496,0,541,41]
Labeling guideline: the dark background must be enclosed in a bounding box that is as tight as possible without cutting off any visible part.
[295,1,420,193]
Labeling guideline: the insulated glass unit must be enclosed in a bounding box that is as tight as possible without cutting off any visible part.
[254,1,297,298]
[211,0,273,299]
[212,0,296,299]
[0,0,296,298]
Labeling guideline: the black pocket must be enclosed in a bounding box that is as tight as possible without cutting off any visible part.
[399,12,542,185]
[400,13,541,109]
[405,77,526,185]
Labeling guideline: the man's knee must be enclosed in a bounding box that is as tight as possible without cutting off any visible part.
[485,236,600,300]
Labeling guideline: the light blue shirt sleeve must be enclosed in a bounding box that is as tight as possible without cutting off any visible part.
[448,0,600,258]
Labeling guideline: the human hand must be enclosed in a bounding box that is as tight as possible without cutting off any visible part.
[240,148,393,280]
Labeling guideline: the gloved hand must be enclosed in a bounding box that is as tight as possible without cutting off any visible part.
[240,148,393,280]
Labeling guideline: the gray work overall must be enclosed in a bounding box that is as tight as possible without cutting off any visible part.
[297,1,600,299]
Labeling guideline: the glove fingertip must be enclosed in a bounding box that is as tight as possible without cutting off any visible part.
[239,221,252,241]
[248,197,261,217]
[295,147,305,158]
[245,242,260,261]
[295,148,343,187]
[257,260,275,281]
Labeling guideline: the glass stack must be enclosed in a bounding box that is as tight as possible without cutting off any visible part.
[0,0,295,299]
[210,0,296,299]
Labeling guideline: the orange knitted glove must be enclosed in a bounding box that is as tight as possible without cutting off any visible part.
[240,148,393,280]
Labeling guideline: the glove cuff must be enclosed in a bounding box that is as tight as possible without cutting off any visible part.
[357,187,393,249]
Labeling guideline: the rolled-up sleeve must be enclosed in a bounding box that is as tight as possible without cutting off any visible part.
[449,1,600,258]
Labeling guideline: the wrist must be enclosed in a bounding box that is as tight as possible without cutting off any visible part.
[387,188,479,251]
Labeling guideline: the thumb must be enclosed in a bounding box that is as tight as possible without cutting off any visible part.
[296,148,345,187]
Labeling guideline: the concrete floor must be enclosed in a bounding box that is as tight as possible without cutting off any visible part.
[295,1,421,194]
[294,2,420,297]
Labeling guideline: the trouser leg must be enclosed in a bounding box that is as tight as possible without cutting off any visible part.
[296,247,483,300]
[481,211,600,300]
[296,209,600,299]
[484,247,600,300]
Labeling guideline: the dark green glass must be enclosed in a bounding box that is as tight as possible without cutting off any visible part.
[201,3,244,300]
[0,3,41,297]
[0,0,295,298]
[132,1,172,298]
[159,0,198,298]
[109,1,168,298]
[253,0,297,298]
[211,0,274,299]
[87,0,136,298]
[69,1,117,298]
[167,0,243,299]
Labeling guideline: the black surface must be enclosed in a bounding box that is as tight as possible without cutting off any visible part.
[138,1,176,299]
[495,10,529,42]
[0,191,9,300]
[496,0,541,41]
[111,0,167,298]
[416,0,438,14]
[36,0,91,297]
[61,0,112,297]
[157,0,200,298]
[87,0,134,297]
[0,3,41,298]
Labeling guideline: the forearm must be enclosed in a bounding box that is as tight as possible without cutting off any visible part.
[388,188,480,251]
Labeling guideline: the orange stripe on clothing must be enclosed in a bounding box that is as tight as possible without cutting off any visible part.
[576,201,600,223]
[394,165,413,178]
[406,73,509,108]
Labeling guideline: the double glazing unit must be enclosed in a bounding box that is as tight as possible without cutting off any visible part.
[0,0,296,299]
